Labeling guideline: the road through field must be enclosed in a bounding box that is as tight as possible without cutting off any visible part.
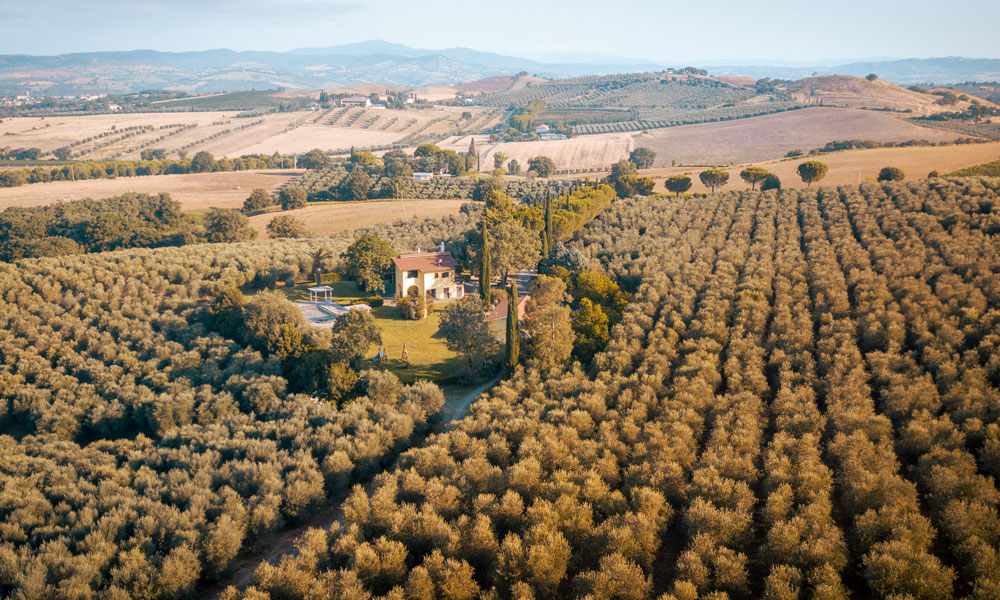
[200,378,498,599]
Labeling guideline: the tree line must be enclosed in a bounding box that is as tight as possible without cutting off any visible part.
[0,151,294,188]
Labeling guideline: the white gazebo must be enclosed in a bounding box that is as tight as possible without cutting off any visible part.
[308,285,335,304]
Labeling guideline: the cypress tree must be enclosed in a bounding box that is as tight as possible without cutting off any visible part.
[543,189,553,258]
[480,219,492,304]
[505,278,519,374]
[468,138,479,172]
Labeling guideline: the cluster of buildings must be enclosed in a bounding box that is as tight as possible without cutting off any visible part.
[1,92,113,108]
[535,123,566,140]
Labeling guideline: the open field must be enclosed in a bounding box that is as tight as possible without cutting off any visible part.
[249,199,468,238]
[637,141,1000,193]
[487,107,972,172]
[0,169,302,210]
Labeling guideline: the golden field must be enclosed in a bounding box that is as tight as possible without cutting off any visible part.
[0,169,302,210]
[249,199,468,238]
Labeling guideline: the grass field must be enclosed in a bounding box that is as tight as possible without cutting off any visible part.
[281,276,464,383]
[0,169,302,210]
[249,199,468,238]
[638,141,1000,193]
[480,107,967,173]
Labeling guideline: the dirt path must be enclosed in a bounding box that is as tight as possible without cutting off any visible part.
[200,378,497,598]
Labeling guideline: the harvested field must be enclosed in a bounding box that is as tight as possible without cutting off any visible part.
[0,106,489,161]
[0,112,234,155]
[477,107,967,173]
[481,135,634,172]
[631,107,969,166]
[0,169,303,211]
[636,141,1000,193]
[249,199,467,238]
[238,125,405,156]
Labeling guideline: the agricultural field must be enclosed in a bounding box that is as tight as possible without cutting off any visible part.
[474,71,801,132]
[249,199,468,238]
[0,207,485,600]
[297,165,580,201]
[0,111,233,156]
[0,168,301,210]
[475,72,760,110]
[779,75,998,114]
[213,176,1000,600]
[0,105,495,162]
[483,107,972,172]
[482,134,635,173]
[638,141,1000,193]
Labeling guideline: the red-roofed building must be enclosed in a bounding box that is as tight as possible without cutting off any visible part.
[392,248,463,301]
[487,293,530,340]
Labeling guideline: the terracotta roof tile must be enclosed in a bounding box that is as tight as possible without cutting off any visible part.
[392,251,458,273]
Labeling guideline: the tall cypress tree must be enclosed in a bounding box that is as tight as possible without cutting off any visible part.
[505,278,519,374]
[543,189,553,258]
[480,219,492,304]
[468,138,479,172]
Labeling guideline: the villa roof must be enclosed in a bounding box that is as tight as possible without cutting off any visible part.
[488,294,530,321]
[392,251,457,274]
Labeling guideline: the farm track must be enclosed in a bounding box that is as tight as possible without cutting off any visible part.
[200,378,499,598]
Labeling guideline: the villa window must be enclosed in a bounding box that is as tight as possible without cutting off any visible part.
[407,270,418,278]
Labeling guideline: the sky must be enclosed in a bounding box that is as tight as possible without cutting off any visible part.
[2,0,999,62]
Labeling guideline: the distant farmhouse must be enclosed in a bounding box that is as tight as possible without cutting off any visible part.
[392,248,464,301]
[341,95,372,108]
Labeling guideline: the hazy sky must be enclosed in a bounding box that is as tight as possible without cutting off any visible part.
[2,0,998,62]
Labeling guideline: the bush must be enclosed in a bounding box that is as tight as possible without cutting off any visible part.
[362,296,385,308]
[877,167,905,182]
[279,185,308,210]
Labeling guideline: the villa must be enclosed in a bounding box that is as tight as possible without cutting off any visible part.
[392,247,464,301]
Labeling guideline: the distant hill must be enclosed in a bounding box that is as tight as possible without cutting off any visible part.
[0,42,661,96]
[778,75,998,114]
[711,57,1000,85]
[0,41,996,96]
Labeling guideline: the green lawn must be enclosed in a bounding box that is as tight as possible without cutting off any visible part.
[281,277,466,384]
[370,306,466,384]
[283,276,366,304]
